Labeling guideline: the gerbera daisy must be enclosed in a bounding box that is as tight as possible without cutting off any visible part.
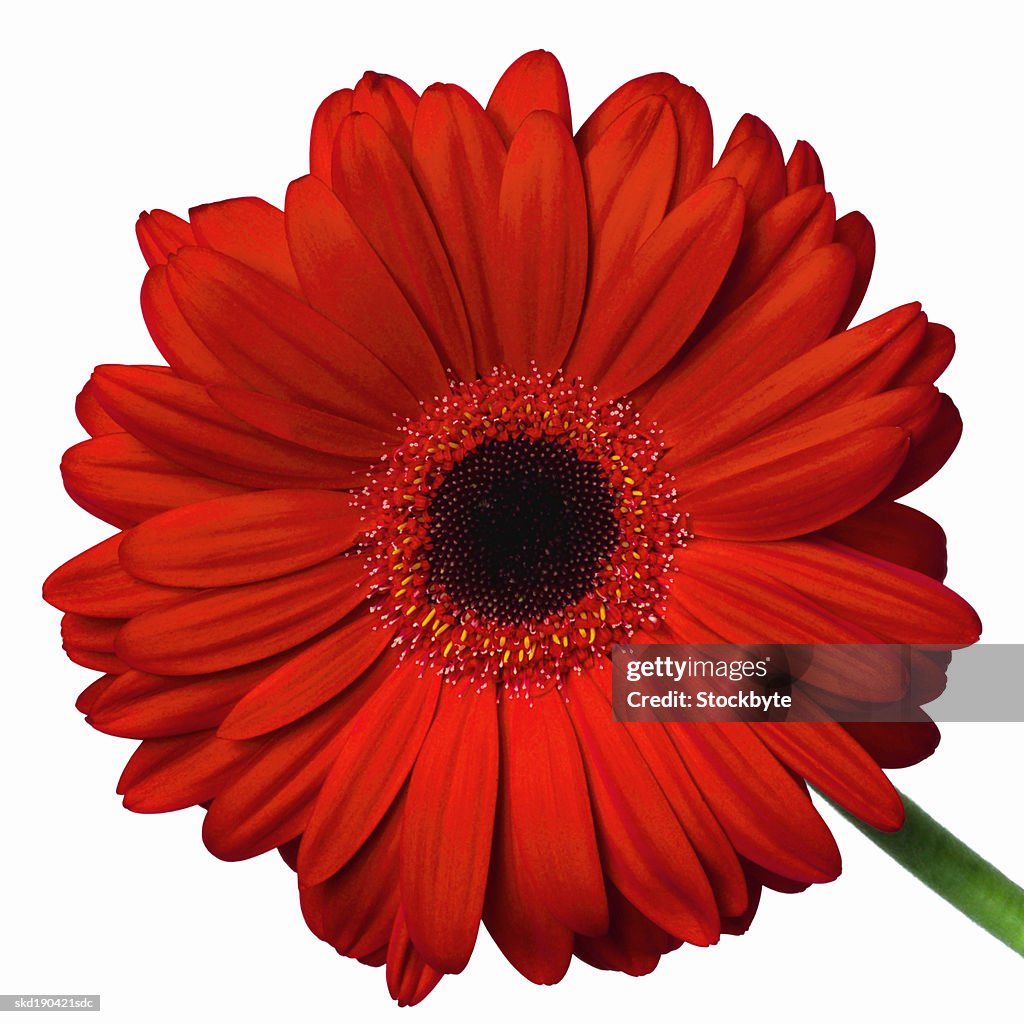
[44,50,982,1004]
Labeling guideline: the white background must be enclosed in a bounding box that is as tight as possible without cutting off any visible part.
[3,1,1021,1021]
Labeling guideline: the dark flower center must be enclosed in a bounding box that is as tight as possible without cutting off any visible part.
[365,367,684,689]
[427,438,619,625]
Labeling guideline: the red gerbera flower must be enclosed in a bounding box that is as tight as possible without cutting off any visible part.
[44,50,981,1004]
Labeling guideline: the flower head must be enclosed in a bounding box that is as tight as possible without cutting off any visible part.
[45,51,980,1003]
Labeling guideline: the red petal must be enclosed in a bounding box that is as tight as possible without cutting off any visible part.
[400,686,499,973]
[890,321,955,387]
[486,50,571,143]
[115,554,366,674]
[786,140,825,193]
[708,115,786,225]
[883,393,962,499]
[647,245,856,446]
[309,88,353,182]
[667,722,841,882]
[76,674,116,715]
[62,433,243,528]
[87,660,274,738]
[165,247,419,425]
[189,197,301,295]
[217,611,395,738]
[91,365,365,489]
[76,379,122,437]
[411,84,505,370]
[386,908,444,1006]
[832,211,875,331]
[496,693,607,936]
[722,864,762,935]
[483,717,574,984]
[578,74,712,210]
[843,721,940,769]
[568,178,744,396]
[119,731,254,812]
[484,878,572,986]
[574,885,679,976]
[659,303,927,464]
[670,555,963,708]
[683,384,935,485]
[704,537,981,643]
[333,113,475,380]
[141,265,241,386]
[682,426,909,540]
[298,660,442,884]
[136,210,195,267]
[66,646,128,673]
[666,84,714,206]
[62,613,121,652]
[757,720,904,830]
[576,72,679,152]
[302,795,404,958]
[581,95,678,293]
[208,384,394,460]
[44,534,188,618]
[284,174,447,400]
[494,111,587,373]
[119,489,364,587]
[705,185,837,320]
[618,719,750,918]
[279,838,300,872]
[668,550,875,643]
[202,674,386,861]
[566,669,719,945]
[818,501,947,580]
[747,861,814,894]
[351,71,418,161]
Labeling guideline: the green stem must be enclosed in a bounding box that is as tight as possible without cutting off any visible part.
[819,787,1024,956]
